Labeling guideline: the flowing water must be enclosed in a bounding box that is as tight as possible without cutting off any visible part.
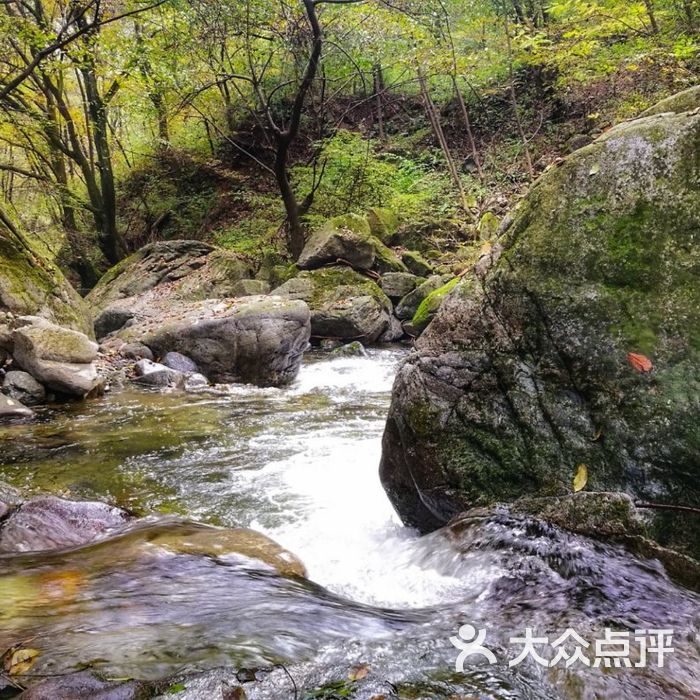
[0,349,698,699]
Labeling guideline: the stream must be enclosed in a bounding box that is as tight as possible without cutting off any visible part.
[0,349,698,699]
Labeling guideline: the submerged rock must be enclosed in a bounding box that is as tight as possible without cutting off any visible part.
[12,320,99,398]
[2,370,46,405]
[380,100,700,561]
[18,671,150,699]
[0,496,128,552]
[272,268,392,343]
[151,526,307,578]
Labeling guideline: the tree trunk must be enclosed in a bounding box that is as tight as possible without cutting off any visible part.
[503,16,535,180]
[417,68,471,217]
[373,63,386,143]
[79,60,124,264]
[274,136,305,260]
[452,75,483,181]
[643,0,660,33]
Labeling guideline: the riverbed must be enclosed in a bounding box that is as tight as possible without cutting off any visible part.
[1,349,698,698]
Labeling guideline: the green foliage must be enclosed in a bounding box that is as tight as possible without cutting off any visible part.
[294,130,457,225]
[303,679,357,699]
[2,0,699,272]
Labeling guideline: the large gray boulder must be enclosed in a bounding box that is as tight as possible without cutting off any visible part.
[379,272,422,301]
[0,496,128,552]
[87,240,252,337]
[12,320,99,397]
[380,100,700,561]
[2,370,46,405]
[117,296,310,386]
[272,268,393,343]
[297,214,376,270]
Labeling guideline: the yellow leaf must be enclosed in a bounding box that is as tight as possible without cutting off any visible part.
[348,663,370,681]
[573,464,588,493]
[4,647,40,676]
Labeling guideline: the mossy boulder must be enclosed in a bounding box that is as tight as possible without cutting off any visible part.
[297,215,407,274]
[639,84,700,116]
[477,212,500,241]
[380,100,700,562]
[366,207,400,243]
[401,250,434,277]
[12,320,100,397]
[372,238,409,273]
[395,275,452,321]
[379,272,423,301]
[411,277,460,333]
[0,217,92,336]
[297,214,375,270]
[272,268,393,342]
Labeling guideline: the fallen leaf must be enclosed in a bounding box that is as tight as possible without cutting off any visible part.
[627,352,653,373]
[3,647,40,676]
[348,663,370,681]
[573,464,588,493]
[222,686,247,700]
[588,163,600,176]
[591,427,603,442]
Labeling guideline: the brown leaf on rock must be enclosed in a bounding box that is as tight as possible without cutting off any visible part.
[627,352,653,373]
